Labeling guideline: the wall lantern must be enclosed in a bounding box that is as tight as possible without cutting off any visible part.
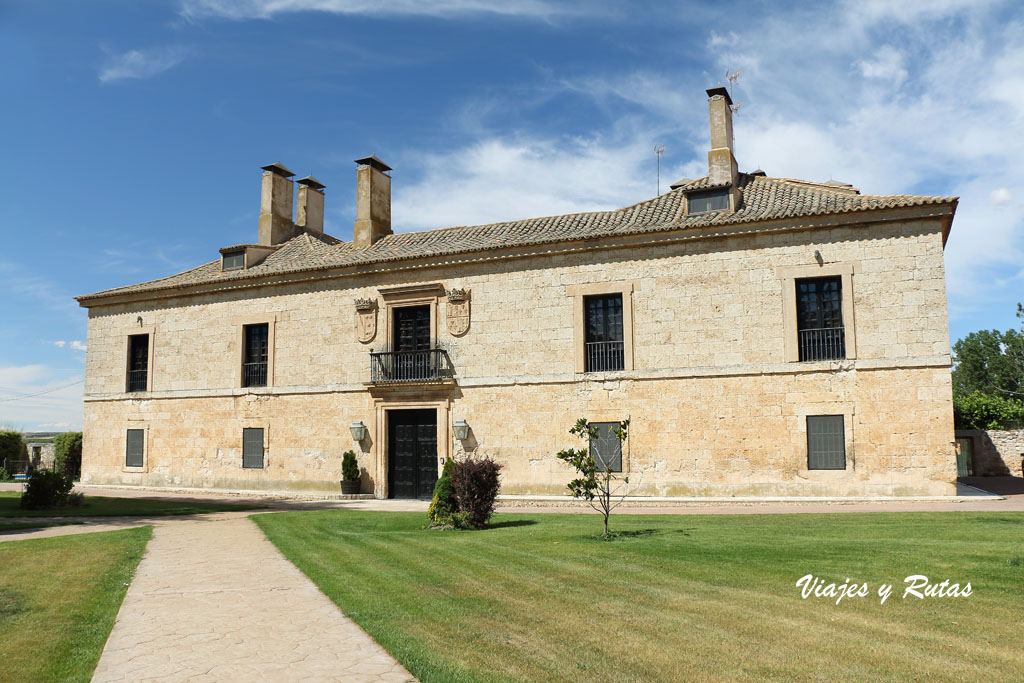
[453,419,470,441]
[350,421,367,441]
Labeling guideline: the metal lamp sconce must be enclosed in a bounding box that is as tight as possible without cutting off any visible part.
[350,421,367,441]
[453,419,470,441]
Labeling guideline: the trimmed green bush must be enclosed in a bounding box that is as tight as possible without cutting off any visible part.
[20,470,75,509]
[428,458,460,528]
[54,432,83,480]
[953,391,1024,430]
[0,431,25,471]
[342,450,360,482]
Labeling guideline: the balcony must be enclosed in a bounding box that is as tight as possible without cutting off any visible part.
[585,341,625,372]
[126,369,148,393]
[243,361,268,387]
[798,327,846,362]
[370,349,454,385]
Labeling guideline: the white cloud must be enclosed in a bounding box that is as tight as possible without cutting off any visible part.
[50,340,67,348]
[69,341,87,352]
[180,0,576,20]
[0,366,84,431]
[857,46,908,85]
[99,46,191,84]
[990,188,1013,205]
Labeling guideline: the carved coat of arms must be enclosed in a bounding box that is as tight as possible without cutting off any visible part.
[355,298,377,343]
[446,288,470,336]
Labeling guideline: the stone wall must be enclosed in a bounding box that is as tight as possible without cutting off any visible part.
[80,215,957,497]
[956,429,1024,476]
[25,443,55,470]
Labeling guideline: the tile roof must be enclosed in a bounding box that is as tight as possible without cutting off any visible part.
[78,173,956,303]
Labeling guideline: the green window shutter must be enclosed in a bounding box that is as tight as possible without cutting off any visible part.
[807,415,845,470]
[125,429,144,467]
[242,428,264,469]
[589,422,622,472]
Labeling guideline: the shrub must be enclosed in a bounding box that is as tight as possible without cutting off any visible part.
[0,466,12,482]
[54,432,83,480]
[0,431,25,470]
[20,470,75,509]
[953,391,1024,430]
[428,458,459,528]
[451,457,503,529]
[342,450,360,481]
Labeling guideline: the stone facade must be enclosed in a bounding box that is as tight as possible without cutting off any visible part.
[79,215,958,497]
[955,429,1024,477]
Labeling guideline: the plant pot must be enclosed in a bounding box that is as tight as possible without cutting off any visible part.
[340,480,361,495]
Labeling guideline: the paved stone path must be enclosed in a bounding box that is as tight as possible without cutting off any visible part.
[91,512,415,683]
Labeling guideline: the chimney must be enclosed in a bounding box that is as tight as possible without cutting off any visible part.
[296,175,326,236]
[353,155,392,248]
[258,162,297,246]
[706,86,738,188]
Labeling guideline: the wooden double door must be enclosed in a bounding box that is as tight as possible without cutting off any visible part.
[388,409,438,499]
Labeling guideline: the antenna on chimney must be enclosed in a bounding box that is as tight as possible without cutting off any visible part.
[726,69,744,114]
[654,145,666,194]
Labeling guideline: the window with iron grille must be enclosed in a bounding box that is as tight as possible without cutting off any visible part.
[589,422,623,472]
[126,334,149,392]
[243,324,269,387]
[584,294,624,372]
[806,415,845,470]
[242,428,264,468]
[125,429,144,467]
[796,276,845,361]
[687,188,730,214]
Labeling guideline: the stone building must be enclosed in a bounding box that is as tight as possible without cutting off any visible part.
[76,88,959,498]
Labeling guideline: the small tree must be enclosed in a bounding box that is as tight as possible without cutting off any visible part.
[450,457,503,529]
[54,432,83,479]
[341,450,360,482]
[556,418,634,538]
[428,458,459,528]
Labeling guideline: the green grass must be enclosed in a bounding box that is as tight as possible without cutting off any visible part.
[0,520,84,532]
[256,511,1024,682]
[0,526,152,682]
[0,491,265,518]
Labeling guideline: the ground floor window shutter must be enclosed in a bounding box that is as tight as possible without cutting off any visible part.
[807,415,845,470]
[242,428,264,469]
[125,429,144,467]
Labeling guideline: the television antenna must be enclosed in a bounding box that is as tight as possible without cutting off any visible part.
[654,145,666,194]
[726,69,744,113]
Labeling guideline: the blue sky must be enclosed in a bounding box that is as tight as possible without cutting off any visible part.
[1,0,1022,431]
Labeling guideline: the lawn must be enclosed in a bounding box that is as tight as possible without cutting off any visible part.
[0,527,152,682]
[0,491,265,518]
[256,510,1024,682]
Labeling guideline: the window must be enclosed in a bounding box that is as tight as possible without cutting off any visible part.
[243,324,269,387]
[589,422,622,472]
[584,294,624,372]
[126,334,149,392]
[222,250,244,271]
[126,429,145,467]
[796,276,845,361]
[242,428,264,468]
[806,415,845,470]
[687,188,730,214]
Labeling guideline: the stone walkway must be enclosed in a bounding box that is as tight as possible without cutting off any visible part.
[91,511,415,682]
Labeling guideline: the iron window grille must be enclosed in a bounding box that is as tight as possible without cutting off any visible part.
[125,429,144,467]
[242,428,264,469]
[126,334,149,392]
[806,415,846,470]
[242,324,269,387]
[796,276,845,361]
[589,422,623,472]
[584,294,625,372]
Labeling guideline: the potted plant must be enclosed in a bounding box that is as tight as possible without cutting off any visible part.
[340,450,361,494]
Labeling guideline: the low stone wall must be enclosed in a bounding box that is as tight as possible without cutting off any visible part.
[26,443,56,470]
[955,430,1024,477]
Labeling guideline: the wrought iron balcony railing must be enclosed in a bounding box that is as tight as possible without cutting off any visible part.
[126,369,148,392]
[243,362,268,387]
[798,327,846,362]
[585,341,625,372]
[370,349,453,384]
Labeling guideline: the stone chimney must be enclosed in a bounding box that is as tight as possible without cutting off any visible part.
[296,175,326,236]
[706,86,738,187]
[353,155,392,248]
[258,162,297,246]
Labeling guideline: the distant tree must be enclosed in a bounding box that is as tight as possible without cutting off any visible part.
[952,303,1024,400]
[556,418,635,539]
[54,432,83,480]
[0,431,26,471]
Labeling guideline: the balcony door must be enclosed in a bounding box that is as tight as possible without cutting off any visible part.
[388,409,438,499]
[392,305,431,380]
